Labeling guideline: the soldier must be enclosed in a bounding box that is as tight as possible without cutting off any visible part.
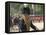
[22,4,38,31]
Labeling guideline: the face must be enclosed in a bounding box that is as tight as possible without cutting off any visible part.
[14,25,20,32]
[12,25,20,32]
[24,4,28,7]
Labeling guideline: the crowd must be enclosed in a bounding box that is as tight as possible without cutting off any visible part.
[10,16,39,32]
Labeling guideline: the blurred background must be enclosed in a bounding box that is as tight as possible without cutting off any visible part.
[10,3,44,16]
